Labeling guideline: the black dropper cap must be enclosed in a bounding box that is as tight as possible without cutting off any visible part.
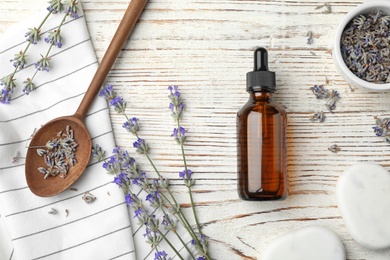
[246,47,276,93]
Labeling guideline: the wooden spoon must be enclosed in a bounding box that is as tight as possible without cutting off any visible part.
[25,0,148,197]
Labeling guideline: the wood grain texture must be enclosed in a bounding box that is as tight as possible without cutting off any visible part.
[2,0,390,259]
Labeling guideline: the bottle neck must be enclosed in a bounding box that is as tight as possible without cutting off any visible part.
[249,90,273,102]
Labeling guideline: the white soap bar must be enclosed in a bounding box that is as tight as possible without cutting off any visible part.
[337,162,390,249]
[262,226,346,260]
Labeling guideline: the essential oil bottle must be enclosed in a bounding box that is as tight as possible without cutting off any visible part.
[237,47,287,201]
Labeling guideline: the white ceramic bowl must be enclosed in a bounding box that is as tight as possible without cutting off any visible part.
[333,1,390,91]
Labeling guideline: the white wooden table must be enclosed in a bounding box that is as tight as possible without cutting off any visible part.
[1,0,390,259]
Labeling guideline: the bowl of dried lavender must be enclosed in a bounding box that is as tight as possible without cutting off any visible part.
[333,1,390,91]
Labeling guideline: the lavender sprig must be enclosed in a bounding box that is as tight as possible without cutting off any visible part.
[99,85,210,260]
[0,1,56,103]
[0,0,79,101]
[373,116,390,143]
[103,148,191,260]
[24,0,79,95]
[310,84,340,114]
[168,86,208,257]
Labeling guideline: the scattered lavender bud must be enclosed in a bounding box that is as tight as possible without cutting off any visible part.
[306,31,313,45]
[34,125,78,179]
[12,151,20,163]
[310,85,329,99]
[310,111,326,123]
[47,0,64,14]
[328,144,341,153]
[48,208,58,215]
[310,85,340,112]
[82,192,96,204]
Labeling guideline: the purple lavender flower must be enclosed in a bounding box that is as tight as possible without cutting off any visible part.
[132,172,146,187]
[0,89,10,104]
[25,27,41,44]
[45,30,63,48]
[154,251,168,260]
[0,76,16,104]
[102,155,117,175]
[47,0,64,13]
[134,207,144,218]
[179,169,195,187]
[64,0,79,19]
[1,76,16,92]
[123,117,139,134]
[113,173,129,186]
[34,56,51,72]
[22,78,35,95]
[146,190,161,208]
[168,86,185,120]
[179,169,193,180]
[133,138,149,154]
[161,214,176,231]
[310,85,329,99]
[109,96,126,113]
[168,85,180,104]
[373,126,384,136]
[99,85,115,100]
[125,193,133,205]
[10,51,27,69]
[171,126,188,144]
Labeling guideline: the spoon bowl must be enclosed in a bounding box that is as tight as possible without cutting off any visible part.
[25,0,148,197]
[26,116,91,197]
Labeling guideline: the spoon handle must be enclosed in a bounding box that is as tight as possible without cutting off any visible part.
[74,0,148,120]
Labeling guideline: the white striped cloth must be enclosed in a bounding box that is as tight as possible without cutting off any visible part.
[0,3,137,259]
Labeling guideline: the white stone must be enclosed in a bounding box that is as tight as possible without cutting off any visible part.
[262,226,346,260]
[337,162,390,249]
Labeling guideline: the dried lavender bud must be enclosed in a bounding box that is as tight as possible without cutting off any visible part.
[82,192,96,204]
[35,125,78,180]
[310,85,329,99]
[48,208,58,215]
[316,2,331,14]
[328,144,341,153]
[341,10,390,84]
[310,85,340,112]
[306,31,313,45]
[310,111,326,123]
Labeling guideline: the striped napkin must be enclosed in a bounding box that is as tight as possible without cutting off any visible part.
[0,3,136,259]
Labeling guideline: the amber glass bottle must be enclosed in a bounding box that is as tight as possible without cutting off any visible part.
[237,47,287,201]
